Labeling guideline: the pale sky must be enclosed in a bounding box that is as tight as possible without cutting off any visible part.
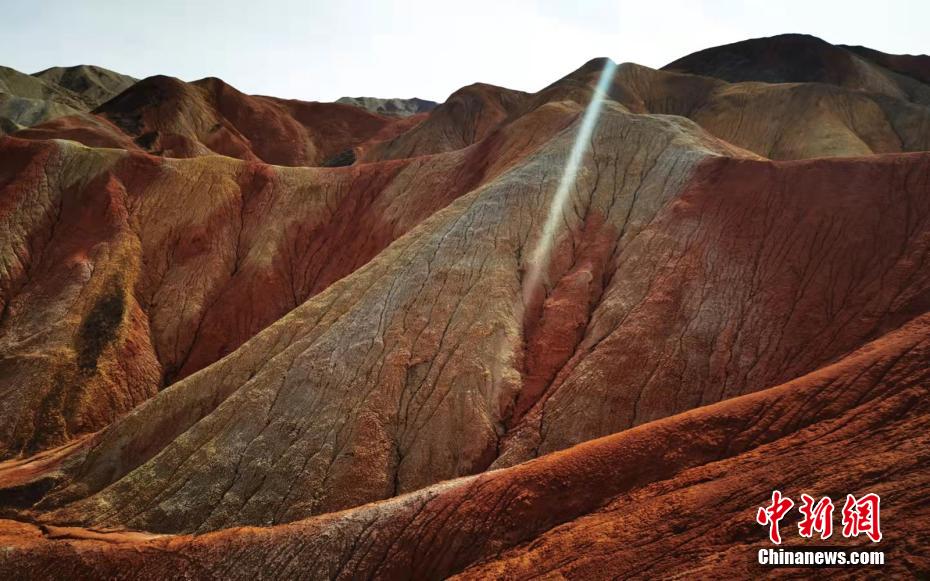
[3,0,926,103]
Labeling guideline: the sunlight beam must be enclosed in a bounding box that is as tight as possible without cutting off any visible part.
[522,59,617,305]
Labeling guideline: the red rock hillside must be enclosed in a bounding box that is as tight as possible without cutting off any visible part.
[0,34,928,579]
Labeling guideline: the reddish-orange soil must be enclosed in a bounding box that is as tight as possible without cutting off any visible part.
[0,33,928,579]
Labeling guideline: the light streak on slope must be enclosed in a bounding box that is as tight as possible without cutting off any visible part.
[522,59,617,304]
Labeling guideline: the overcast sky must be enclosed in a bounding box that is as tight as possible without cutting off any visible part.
[3,0,926,102]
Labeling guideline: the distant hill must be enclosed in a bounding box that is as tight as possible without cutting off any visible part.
[33,64,137,108]
[0,65,86,108]
[336,95,437,116]
[0,64,136,134]
[663,33,930,104]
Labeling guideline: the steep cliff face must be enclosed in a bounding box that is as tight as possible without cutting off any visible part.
[1,34,929,578]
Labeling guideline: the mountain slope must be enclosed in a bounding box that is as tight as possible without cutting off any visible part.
[0,95,578,456]
[24,104,740,533]
[26,139,930,536]
[0,94,83,134]
[9,114,142,150]
[0,34,929,579]
[3,309,928,577]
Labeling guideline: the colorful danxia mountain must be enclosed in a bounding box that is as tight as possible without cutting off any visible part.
[0,34,929,578]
